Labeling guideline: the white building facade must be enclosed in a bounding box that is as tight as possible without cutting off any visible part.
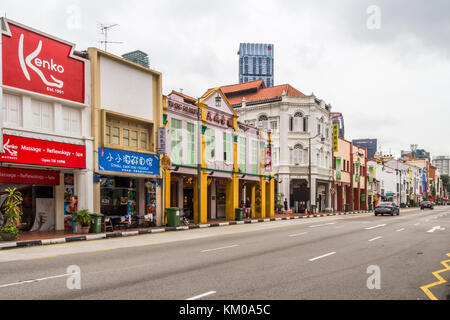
[216,81,333,213]
[0,18,93,231]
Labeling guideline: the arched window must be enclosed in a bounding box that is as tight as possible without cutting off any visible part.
[258,114,268,129]
[293,112,304,132]
[293,144,304,165]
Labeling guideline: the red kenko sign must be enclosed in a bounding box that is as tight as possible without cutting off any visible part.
[2,20,85,103]
[0,135,86,169]
[0,167,59,185]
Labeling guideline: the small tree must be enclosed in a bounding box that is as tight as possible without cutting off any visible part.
[2,188,23,227]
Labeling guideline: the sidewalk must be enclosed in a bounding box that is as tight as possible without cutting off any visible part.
[0,210,372,250]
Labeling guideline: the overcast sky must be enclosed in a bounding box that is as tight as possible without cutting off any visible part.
[2,0,449,159]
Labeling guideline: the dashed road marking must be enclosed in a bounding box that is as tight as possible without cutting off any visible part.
[186,291,216,300]
[201,245,239,253]
[368,236,382,242]
[365,224,386,230]
[309,252,336,262]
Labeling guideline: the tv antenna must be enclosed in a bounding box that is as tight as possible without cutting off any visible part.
[99,23,123,52]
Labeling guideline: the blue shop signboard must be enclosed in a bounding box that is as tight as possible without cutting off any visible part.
[98,148,159,175]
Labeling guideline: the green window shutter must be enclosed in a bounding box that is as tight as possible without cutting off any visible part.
[206,128,215,161]
[252,140,258,174]
[171,119,182,164]
[239,137,246,173]
[187,123,196,165]
[223,132,232,163]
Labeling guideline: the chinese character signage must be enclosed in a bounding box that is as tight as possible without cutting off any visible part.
[98,148,159,175]
[332,123,338,152]
[158,127,166,154]
[2,20,85,103]
[0,134,86,168]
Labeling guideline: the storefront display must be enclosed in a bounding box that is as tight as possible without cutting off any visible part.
[100,176,136,217]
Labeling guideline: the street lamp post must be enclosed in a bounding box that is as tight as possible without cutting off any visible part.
[308,132,323,214]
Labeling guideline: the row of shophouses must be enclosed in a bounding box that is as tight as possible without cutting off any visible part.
[0,19,446,233]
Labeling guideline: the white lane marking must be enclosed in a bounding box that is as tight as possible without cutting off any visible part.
[396,228,405,232]
[309,222,336,228]
[368,236,382,242]
[427,226,445,233]
[201,245,239,253]
[309,252,336,262]
[365,224,387,230]
[186,291,216,300]
[289,232,307,237]
[0,273,72,288]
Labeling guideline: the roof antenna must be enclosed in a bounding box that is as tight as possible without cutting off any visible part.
[98,23,123,52]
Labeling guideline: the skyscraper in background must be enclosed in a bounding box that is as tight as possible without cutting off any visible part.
[122,50,150,68]
[352,139,378,159]
[238,43,274,87]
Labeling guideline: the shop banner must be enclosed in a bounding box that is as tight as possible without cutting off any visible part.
[336,158,341,180]
[98,148,160,175]
[1,135,86,168]
[2,20,85,103]
[332,123,338,152]
[0,167,59,185]
[355,162,360,182]
[368,166,374,183]
[264,146,272,172]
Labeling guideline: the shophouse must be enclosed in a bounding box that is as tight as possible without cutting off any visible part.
[163,89,274,224]
[0,18,92,232]
[203,80,333,213]
[332,138,368,212]
[88,48,162,227]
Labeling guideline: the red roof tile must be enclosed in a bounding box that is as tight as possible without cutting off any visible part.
[227,83,304,105]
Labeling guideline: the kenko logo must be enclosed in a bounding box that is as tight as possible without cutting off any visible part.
[19,33,64,88]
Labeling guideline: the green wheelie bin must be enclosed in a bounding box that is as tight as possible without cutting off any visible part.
[89,213,104,233]
[235,208,244,221]
[166,207,181,227]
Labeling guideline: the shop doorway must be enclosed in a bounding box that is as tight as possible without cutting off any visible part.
[216,185,226,219]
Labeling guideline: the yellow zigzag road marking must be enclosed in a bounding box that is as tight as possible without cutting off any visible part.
[420,253,450,300]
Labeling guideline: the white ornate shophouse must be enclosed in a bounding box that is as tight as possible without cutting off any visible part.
[209,80,333,213]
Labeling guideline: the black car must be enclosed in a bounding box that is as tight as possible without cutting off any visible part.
[420,201,434,210]
[374,202,400,216]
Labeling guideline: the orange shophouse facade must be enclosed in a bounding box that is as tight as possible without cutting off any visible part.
[332,138,368,212]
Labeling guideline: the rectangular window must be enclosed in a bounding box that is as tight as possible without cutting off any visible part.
[123,129,129,146]
[270,120,278,132]
[251,140,258,174]
[206,128,215,161]
[112,127,120,144]
[239,136,246,173]
[2,94,22,127]
[105,125,111,144]
[131,130,138,147]
[140,132,147,150]
[187,123,196,165]
[62,106,81,135]
[171,119,182,164]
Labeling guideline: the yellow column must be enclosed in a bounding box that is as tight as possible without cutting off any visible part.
[251,184,256,218]
[164,169,171,225]
[255,177,266,218]
[265,178,275,218]
[194,103,208,224]
[226,174,239,221]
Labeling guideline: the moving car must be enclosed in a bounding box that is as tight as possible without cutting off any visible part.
[420,201,434,210]
[374,202,400,216]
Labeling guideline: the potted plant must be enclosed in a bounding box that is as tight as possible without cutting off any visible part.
[73,209,93,234]
[0,188,23,241]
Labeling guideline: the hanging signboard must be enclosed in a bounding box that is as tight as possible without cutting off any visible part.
[264,145,272,171]
[332,123,339,152]
[158,127,167,154]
